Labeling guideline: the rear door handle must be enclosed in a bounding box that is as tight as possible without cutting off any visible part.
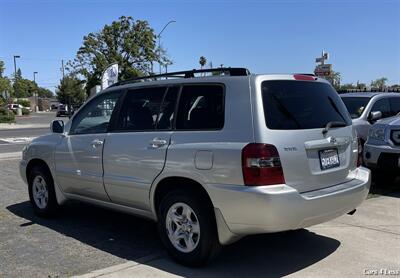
[91,139,104,148]
[150,138,168,148]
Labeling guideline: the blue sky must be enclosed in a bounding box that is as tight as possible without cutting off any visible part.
[1,0,399,92]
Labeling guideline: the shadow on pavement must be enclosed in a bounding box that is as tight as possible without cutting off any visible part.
[7,201,340,277]
[369,176,400,198]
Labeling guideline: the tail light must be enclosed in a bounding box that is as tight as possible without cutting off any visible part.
[357,138,363,167]
[242,143,285,186]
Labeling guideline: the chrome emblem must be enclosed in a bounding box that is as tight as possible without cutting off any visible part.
[329,137,337,144]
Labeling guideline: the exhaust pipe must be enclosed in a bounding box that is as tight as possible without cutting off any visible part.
[347,209,356,215]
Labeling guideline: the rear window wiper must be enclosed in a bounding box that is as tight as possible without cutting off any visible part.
[322,121,347,135]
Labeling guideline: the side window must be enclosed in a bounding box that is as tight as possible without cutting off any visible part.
[371,98,391,118]
[176,85,224,130]
[156,87,179,130]
[70,92,120,135]
[117,87,166,131]
[390,97,400,116]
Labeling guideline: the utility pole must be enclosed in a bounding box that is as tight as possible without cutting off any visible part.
[12,55,21,102]
[61,59,65,78]
[13,55,20,80]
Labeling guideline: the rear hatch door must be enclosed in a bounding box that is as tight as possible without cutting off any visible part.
[256,78,358,193]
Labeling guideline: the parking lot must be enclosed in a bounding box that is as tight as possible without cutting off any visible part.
[0,155,399,277]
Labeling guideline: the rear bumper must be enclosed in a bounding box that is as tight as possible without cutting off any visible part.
[208,167,370,237]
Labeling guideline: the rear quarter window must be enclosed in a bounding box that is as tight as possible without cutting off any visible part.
[262,80,351,130]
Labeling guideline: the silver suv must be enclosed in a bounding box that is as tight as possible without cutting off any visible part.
[340,93,400,143]
[20,68,370,266]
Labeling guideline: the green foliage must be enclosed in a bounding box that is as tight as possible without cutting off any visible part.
[56,75,86,106]
[0,76,13,97]
[17,99,31,107]
[37,87,54,98]
[0,96,4,107]
[22,107,30,115]
[199,56,207,69]
[67,16,172,95]
[13,78,38,98]
[371,77,388,90]
[0,107,15,123]
[340,83,357,90]
[0,60,5,78]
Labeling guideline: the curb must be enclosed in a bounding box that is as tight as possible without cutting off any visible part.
[0,152,21,161]
[71,253,165,278]
[0,124,50,130]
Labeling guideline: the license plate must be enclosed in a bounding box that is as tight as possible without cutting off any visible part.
[319,149,340,170]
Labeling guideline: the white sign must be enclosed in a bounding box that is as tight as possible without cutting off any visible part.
[101,63,119,90]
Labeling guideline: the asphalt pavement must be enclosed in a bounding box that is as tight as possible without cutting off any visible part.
[0,155,399,277]
[0,112,67,155]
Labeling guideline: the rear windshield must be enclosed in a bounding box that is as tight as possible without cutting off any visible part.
[340,96,372,119]
[262,80,352,130]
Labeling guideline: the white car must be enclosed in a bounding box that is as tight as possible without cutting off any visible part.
[20,68,370,265]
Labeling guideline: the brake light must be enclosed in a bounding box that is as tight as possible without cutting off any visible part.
[242,143,285,186]
[357,138,363,167]
[293,74,316,81]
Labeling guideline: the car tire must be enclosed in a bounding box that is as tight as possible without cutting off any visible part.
[28,165,59,217]
[157,189,220,266]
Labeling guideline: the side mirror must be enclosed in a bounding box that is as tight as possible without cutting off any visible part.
[369,111,382,121]
[51,120,64,133]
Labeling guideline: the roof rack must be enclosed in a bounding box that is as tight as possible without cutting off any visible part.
[110,67,250,87]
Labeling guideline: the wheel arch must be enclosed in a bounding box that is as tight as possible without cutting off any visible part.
[26,158,67,205]
[26,158,52,183]
[151,176,214,218]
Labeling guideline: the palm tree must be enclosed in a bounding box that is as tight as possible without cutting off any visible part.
[199,56,207,70]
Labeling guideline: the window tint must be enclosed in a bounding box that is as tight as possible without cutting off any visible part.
[371,98,391,118]
[390,97,400,116]
[156,87,179,130]
[70,92,120,135]
[117,87,166,131]
[176,85,224,130]
[262,81,351,130]
[340,97,371,119]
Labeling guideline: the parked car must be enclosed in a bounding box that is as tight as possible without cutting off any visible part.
[20,68,370,266]
[56,104,71,117]
[364,116,400,184]
[340,93,400,143]
[7,103,23,111]
[7,103,32,113]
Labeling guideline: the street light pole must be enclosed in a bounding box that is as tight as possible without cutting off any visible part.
[33,71,38,112]
[158,20,176,74]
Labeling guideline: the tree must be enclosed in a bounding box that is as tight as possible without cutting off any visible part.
[56,75,86,106]
[37,87,54,98]
[13,78,37,98]
[0,60,5,78]
[371,77,388,90]
[323,71,341,90]
[340,83,356,90]
[199,56,207,69]
[68,16,171,95]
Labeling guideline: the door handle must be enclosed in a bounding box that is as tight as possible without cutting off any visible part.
[150,138,167,148]
[91,139,104,148]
